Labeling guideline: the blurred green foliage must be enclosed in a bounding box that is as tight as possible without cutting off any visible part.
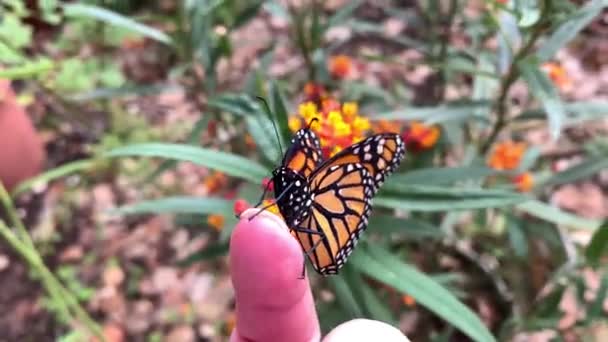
[4,0,608,341]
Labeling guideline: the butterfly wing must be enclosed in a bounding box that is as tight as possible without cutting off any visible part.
[293,163,374,275]
[281,128,323,178]
[321,133,406,190]
[292,133,406,275]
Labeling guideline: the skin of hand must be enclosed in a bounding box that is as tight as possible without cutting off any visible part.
[229,209,410,342]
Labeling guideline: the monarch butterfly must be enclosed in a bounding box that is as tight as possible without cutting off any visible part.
[254,118,406,276]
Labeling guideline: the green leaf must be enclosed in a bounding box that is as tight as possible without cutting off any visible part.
[517,200,602,230]
[0,15,32,49]
[0,58,53,79]
[518,101,608,127]
[589,273,608,318]
[537,0,605,62]
[105,143,269,183]
[352,271,396,324]
[68,84,180,102]
[111,196,233,216]
[270,81,292,144]
[245,115,281,163]
[585,221,608,265]
[350,245,496,342]
[542,157,608,188]
[518,59,565,140]
[375,184,528,212]
[13,159,95,196]
[145,115,210,182]
[372,102,491,124]
[389,166,498,186]
[327,270,365,318]
[63,3,172,44]
[327,0,364,28]
[368,214,443,239]
[506,215,529,258]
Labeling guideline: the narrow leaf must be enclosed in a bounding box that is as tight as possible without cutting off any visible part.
[111,196,233,216]
[389,166,498,186]
[105,143,269,183]
[63,4,172,44]
[372,102,491,124]
[585,221,608,265]
[328,270,365,318]
[517,200,602,230]
[13,159,95,196]
[350,245,495,342]
[368,214,443,239]
[542,157,608,187]
[270,82,292,145]
[537,0,605,62]
[518,59,565,140]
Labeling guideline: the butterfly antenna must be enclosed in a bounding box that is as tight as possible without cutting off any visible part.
[255,96,284,157]
[307,117,319,129]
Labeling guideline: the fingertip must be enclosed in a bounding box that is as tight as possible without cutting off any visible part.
[229,209,320,342]
[323,319,409,342]
[230,209,304,297]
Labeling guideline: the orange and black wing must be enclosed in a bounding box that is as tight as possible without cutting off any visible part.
[281,128,323,178]
[292,162,374,275]
[320,133,406,191]
[291,134,406,275]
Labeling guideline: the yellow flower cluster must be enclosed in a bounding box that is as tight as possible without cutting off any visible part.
[289,100,371,157]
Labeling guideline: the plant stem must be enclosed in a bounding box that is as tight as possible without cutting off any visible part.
[434,0,459,102]
[480,2,549,154]
[0,182,104,340]
[0,183,34,248]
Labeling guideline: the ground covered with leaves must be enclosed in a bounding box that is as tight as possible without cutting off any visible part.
[1,1,608,341]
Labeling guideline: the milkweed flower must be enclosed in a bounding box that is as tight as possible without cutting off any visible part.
[289,99,371,158]
[372,119,402,135]
[204,172,228,194]
[262,199,282,217]
[233,199,251,217]
[303,82,329,105]
[542,62,572,91]
[402,294,416,307]
[402,121,440,152]
[207,214,225,231]
[487,141,526,170]
[512,172,534,192]
[329,55,353,79]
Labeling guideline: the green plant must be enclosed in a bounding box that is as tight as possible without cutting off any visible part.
[8,0,608,341]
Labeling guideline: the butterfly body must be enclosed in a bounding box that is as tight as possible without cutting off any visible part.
[271,127,406,276]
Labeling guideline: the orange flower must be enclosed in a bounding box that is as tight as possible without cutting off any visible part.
[542,62,572,91]
[245,133,256,149]
[372,119,401,134]
[207,214,225,231]
[402,121,440,152]
[261,177,274,191]
[224,311,237,336]
[512,172,534,192]
[487,141,526,170]
[303,82,328,105]
[204,172,228,194]
[262,199,282,217]
[402,294,416,307]
[233,199,251,217]
[329,55,352,79]
[290,99,370,158]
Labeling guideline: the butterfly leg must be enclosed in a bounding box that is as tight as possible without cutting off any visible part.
[248,182,295,221]
[291,227,327,279]
[246,180,272,217]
